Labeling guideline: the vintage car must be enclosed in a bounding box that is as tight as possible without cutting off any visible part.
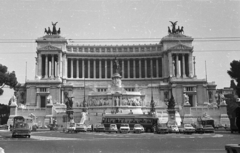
[156,123,168,134]
[183,124,195,134]
[94,124,105,132]
[133,124,144,133]
[75,123,87,132]
[203,125,215,133]
[119,124,130,133]
[109,124,118,133]
[67,123,76,133]
[195,125,204,134]
[169,125,179,133]
[87,125,93,132]
[12,122,31,138]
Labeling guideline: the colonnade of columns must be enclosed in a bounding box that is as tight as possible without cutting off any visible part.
[66,58,163,79]
[170,53,193,78]
[37,54,61,79]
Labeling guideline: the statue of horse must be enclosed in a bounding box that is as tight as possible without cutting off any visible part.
[179,26,184,34]
[168,26,171,34]
[47,27,52,35]
[44,28,49,35]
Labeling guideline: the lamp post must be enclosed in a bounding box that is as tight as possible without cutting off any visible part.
[150,66,155,114]
[82,67,87,112]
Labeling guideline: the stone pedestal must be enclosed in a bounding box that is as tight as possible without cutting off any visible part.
[10,104,17,116]
[167,109,176,125]
[46,104,53,116]
[183,105,191,115]
[219,104,227,114]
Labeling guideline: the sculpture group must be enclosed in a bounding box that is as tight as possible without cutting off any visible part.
[168,21,184,34]
[44,22,61,35]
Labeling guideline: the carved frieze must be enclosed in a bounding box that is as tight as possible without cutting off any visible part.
[38,45,61,51]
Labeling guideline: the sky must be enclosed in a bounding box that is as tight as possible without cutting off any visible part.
[0,0,240,104]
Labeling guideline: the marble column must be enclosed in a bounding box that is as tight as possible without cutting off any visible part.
[189,53,193,77]
[88,59,90,78]
[63,53,67,79]
[182,54,186,78]
[145,58,147,78]
[111,59,113,75]
[45,55,48,78]
[150,58,153,78]
[168,52,173,77]
[105,60,107,78]
[128,59,130,78]
[59,52,62,78]
[94,59,96,79]
[156,58,159,78]
[77,59,79,78]
[38,54,42,78]
[133,59,136,78]
[122,60,124,78]
[176,54,180,78]
[51,55,54,78]
[99,59,102,78]
[139,59,141,78]
[82,59,85,78]
[71,58,73,78]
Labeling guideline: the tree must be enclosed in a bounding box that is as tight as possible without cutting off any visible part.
[227,60,240,97]
[0,64,18,96]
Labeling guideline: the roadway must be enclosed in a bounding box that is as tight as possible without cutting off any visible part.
[0,130,239,153]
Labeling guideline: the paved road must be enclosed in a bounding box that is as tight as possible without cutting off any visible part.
[0,130,239,153]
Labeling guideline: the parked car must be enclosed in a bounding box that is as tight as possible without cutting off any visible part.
[119,124,130,133]
[67,123,76,133]
[109,124,118,133]
[12,122,31,138]
[169,125,179,133]
[75,123,87,132]
[203,125,215,133]
[195,125,204,134]
[94,124,105,132]
[183,124,195,134]
[87,125,93,132]
[133,124,144,133]
[156,123,168,134]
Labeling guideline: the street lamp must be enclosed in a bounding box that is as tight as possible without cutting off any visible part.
[82,66,87,112]
[150,66,155,114]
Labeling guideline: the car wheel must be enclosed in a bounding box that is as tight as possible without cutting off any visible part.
[12,135,15,138]
[28,135,31,138]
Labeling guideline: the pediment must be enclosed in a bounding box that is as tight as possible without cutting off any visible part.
[168,44,193,51]
[38,45,61,51]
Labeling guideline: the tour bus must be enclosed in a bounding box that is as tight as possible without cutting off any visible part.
[102,114,158,132]
[11,116,31,138]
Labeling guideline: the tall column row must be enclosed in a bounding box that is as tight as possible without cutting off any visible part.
[38,54,59,79]
[171,53,192,78]
[66,58,163,79]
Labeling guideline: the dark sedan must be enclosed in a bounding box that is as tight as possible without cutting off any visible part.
[94,124,105,132]
[203,125,215,133]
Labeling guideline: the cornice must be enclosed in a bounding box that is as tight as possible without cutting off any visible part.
[66,52,164,58]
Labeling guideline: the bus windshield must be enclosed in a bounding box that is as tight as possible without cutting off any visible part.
[15,122,29,129]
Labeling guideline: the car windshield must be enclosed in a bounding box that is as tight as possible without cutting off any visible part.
[184,124,192,127]
[110,125,116,127]
[205,125,212,127]
[70,123,75,127]
[134,124,142,127]
[158,124,167,127]
[121,124,129,127]
[15,123,29,129]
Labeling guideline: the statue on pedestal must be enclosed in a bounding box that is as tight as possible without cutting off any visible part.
[183,93,190,106]
[46,94,53,104]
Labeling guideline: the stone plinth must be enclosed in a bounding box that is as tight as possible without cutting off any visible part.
[46,104,53,115]
[10,104,17,116]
